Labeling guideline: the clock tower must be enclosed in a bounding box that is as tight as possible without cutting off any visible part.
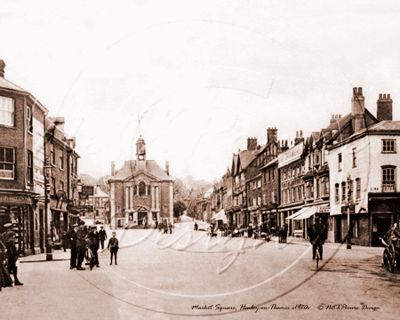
[136,136,146,161]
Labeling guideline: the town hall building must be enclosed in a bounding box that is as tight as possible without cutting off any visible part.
[108,136,174,229]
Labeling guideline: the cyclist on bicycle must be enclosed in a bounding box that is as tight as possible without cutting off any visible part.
[309,217,327,261]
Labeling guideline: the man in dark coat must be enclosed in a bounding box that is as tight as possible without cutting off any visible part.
[67,225,78,269]
[76,225,87,270]
[309,217,327,260]
[98,226,107,250]
[5,232,23,285]
[88,226,100,270]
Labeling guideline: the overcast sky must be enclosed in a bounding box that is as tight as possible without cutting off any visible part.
[1,0,400,181]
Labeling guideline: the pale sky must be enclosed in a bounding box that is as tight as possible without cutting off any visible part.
[1,0,400,181]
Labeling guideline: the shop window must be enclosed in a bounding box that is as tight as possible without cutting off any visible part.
[382,166,396,192]
[0,96,14,126]
[0,147,15,179]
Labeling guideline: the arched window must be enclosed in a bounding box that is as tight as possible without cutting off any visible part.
[139,181,146,196]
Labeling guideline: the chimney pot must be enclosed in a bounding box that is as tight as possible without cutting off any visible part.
[358,87,363,96]
[388,94,391,99]
[165,161,170,175]
[353,87,358,97]
[383,94,386,99]
[300,130,303,137]
[379,94,382,99]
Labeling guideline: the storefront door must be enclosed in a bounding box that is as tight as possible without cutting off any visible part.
[372,214,392,247]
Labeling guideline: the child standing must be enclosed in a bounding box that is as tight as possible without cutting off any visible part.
[107,232,119,265]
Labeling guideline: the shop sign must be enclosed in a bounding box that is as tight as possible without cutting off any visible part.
[81,186,94,196]
[0,195,32,205]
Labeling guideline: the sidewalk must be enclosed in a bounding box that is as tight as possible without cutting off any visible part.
[20,249,71,263]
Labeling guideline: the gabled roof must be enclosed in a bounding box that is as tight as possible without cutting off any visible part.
[113,160,172,181]
[238,149,258,171]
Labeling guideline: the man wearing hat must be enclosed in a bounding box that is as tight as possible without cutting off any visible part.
[76,224,87,270]
[98,226,107,250]
[66,224,78,269]
[5,231,23,285]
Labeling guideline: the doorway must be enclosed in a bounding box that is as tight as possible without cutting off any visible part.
[372,214,392,247]
[335,216,342,243]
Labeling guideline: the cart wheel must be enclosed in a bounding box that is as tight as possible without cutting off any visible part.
[383,248,390,269]
[388,245,396,273]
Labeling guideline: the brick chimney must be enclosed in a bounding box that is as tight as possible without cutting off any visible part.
[295,130,304,145]
[377,93,393,122]
[111,161,115,177]
[267,127,278,143]
[0,60,5,78]
[351,87,366,133]
[247,137,257,151]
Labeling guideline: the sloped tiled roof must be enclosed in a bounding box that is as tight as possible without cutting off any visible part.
[0,76,27,93]
[238,149,258,171]
[114,160,171,181]
[365,120,400,132]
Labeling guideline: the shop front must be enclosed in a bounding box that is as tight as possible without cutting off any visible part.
[0,193,37,255]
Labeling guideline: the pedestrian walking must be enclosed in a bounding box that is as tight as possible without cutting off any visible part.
[98,226,107,250]
[194,222,198,231]
[76,224,87,270]
[88,226,100,270]
[168,222,173,234]
[5,232,23,286]
[67,225,78,269]
[309,217,327,260]
[107,232,119,265]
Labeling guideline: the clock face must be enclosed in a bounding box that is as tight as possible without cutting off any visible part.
[139,155,144,160]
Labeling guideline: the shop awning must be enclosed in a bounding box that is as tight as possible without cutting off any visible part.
[211,209,227,223]
[293,206,318,220]
[285,207,309,220]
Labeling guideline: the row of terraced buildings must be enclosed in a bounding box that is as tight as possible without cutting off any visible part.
[209,87,400,246]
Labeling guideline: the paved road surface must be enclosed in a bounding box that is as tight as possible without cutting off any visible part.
[2,226,399,320]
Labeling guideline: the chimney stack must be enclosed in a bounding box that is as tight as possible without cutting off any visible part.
[165,161,170,176]
[351,87,366,133]
[111,161,115,177]
[377,93,393,122]
[266,127,278,143]
[247,137,258,151]
[0,60,5,78]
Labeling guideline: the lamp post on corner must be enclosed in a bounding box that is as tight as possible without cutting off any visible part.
[44,163,53,260]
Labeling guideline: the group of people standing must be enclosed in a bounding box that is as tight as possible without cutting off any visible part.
[66,224,108,271]
[158,220,173,234]
[0,223,23,291]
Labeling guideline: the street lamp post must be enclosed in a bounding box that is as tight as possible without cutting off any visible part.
[44,164,53,260]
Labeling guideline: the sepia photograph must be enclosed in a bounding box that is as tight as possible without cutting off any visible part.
[0,0,399,319]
